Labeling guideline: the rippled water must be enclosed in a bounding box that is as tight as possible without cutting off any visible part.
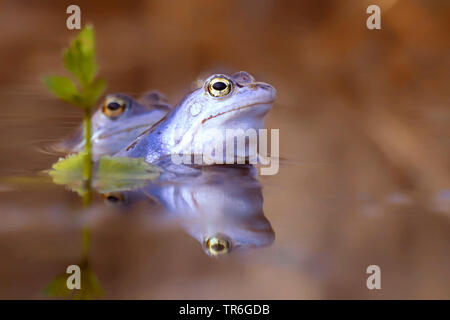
[0,98,448,299]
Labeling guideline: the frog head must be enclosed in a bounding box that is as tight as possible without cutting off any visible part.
[166,71,275,140]
[151,72,276,161]
[53,92,170,159]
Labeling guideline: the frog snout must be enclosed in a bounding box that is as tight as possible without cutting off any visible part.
[255,82,276,101]
[256,83,272,91]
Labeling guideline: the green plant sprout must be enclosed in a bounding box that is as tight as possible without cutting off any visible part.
[42,25,104,299]
[42,26,160,300]
[43,25,105,206]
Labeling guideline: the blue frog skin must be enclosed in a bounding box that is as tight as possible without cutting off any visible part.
[52,91,170,159]
[116,71,276,164]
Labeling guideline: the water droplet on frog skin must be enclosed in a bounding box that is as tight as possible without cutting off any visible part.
[189,102,203,116]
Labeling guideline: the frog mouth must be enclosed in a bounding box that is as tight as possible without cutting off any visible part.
[201,100,274,125]
[97,123,150,140]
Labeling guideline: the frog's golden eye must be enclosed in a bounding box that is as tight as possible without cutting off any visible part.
[203,235,231,256]
[102,97,127,118]
[207,77,232,97]
[102,192,125,205]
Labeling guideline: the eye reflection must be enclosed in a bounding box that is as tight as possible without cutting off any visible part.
[102,192,125,205]
[203,235,231,257]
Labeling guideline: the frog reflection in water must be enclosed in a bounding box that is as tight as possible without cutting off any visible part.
[118,71,276,164]
[53,91,170,159]
[102,161,275,257]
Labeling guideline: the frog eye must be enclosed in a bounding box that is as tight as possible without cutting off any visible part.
[207,77,232,97]
[102,96,127,118]
[203,235,231,256]
[102,192,125,205]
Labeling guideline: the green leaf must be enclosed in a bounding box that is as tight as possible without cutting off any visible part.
[48,153,160,195]
[96,156,161,192]
[44,25,104,110]
[49,152,85,182]
[49,152,87,196]
[63,25,97,88]
[43,75,80,104]
[81,78,106,108]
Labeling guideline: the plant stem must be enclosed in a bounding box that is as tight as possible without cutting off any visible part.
[82,107,93,207]
[81,107,93,262]
[81,225,91,262]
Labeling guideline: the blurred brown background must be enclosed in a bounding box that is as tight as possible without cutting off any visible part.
[0,0,449,299]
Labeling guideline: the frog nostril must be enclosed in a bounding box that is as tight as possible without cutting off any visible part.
[212,81,227,91]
